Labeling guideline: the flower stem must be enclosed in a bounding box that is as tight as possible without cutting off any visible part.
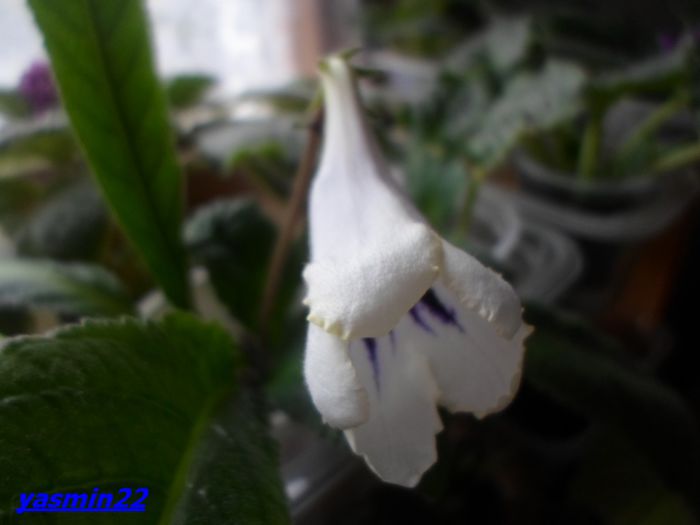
[651,141,700,174]
[615,91,688,174]
[457,164,485,237]
[577,107,604,180]
[259,107,323,334]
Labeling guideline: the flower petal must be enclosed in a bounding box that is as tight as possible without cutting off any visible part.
[344,331,442,487]
[304,224,441,339]
[402,283,530,417]
[441,239,522,339]
[303,324,369,429]
[304,56,441,339]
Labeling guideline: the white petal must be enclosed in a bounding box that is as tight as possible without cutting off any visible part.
[401,282,530,417]
[304,224,440,339]
[304,56,441,339]
[344,331,442,487]
[303,324,369,429]
[441,239,522,339]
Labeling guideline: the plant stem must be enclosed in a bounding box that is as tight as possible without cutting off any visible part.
[616,91,688,172]
[651,141,700,174]
[457,164,485,237]
[259,108,323,333]
[577,108,604,180]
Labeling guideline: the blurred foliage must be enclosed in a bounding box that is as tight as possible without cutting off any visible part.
[524,305,700,504]
[365,0,700,181]
[0,128,80,177]
[185,198,304,341]
[362,0,484,56]
[15,177,108,261]
[0,258,133,317]
[0,89,32,119]
[165,74,215,109]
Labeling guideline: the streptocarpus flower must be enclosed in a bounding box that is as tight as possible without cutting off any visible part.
[303,56,531,487]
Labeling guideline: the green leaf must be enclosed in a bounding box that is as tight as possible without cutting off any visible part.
[165,74,215,110]
[0,175,43,232]
[27,0,190,308]
[591,37,695,100]
[469,60,586,169]
[0,89,31,119]
[0,128,79,169]
[185,198,303,337]
[0,258,133,316]
[0,314,290,523]
[16,177,108,261]
[483,16,532,74]
[524,307,700,503]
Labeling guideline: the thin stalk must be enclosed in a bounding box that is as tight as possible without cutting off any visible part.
[457,164,486,237]
[577,108,604,180]
[258,107,323,333]
[616,91,688,172]
[651,141,700,175]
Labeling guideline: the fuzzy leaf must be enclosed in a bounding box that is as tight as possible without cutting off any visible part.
[0,314,290,523]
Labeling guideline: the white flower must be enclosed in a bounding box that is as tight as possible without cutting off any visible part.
[302,56,531,488]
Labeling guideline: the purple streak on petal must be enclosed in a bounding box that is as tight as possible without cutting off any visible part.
[19,61,58,114]
[419,288,464,333]
[389,330,396,353]
[363,337,380,392]
[409,305,435,334]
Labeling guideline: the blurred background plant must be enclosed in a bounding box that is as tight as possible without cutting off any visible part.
[0,0,698,523]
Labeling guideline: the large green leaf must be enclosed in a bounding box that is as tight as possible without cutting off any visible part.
[0,314,290,523]
[0,259,133,316]
[27,0,190,308]
[524,307,700,504]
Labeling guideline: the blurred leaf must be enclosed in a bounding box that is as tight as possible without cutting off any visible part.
[592,37,695,100]
[483,16,532,74]
[0,128,80,174]
[16,177,107,261]
[0,258,133,316]
[185,199,303,337]
[0,89,31,119]
[444,16,531,77]
[403,145,466,230]
[28,0,190,308]
[573,432,698,525]
[230,142,296,197]
[0,175,43,233]
[0,313,290,523]
[469,60,586,168]
[0,307,31,337]
[524,307,700,503]
[238,80,316,115]
[166,74,215,109]
[196,119,302,169]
